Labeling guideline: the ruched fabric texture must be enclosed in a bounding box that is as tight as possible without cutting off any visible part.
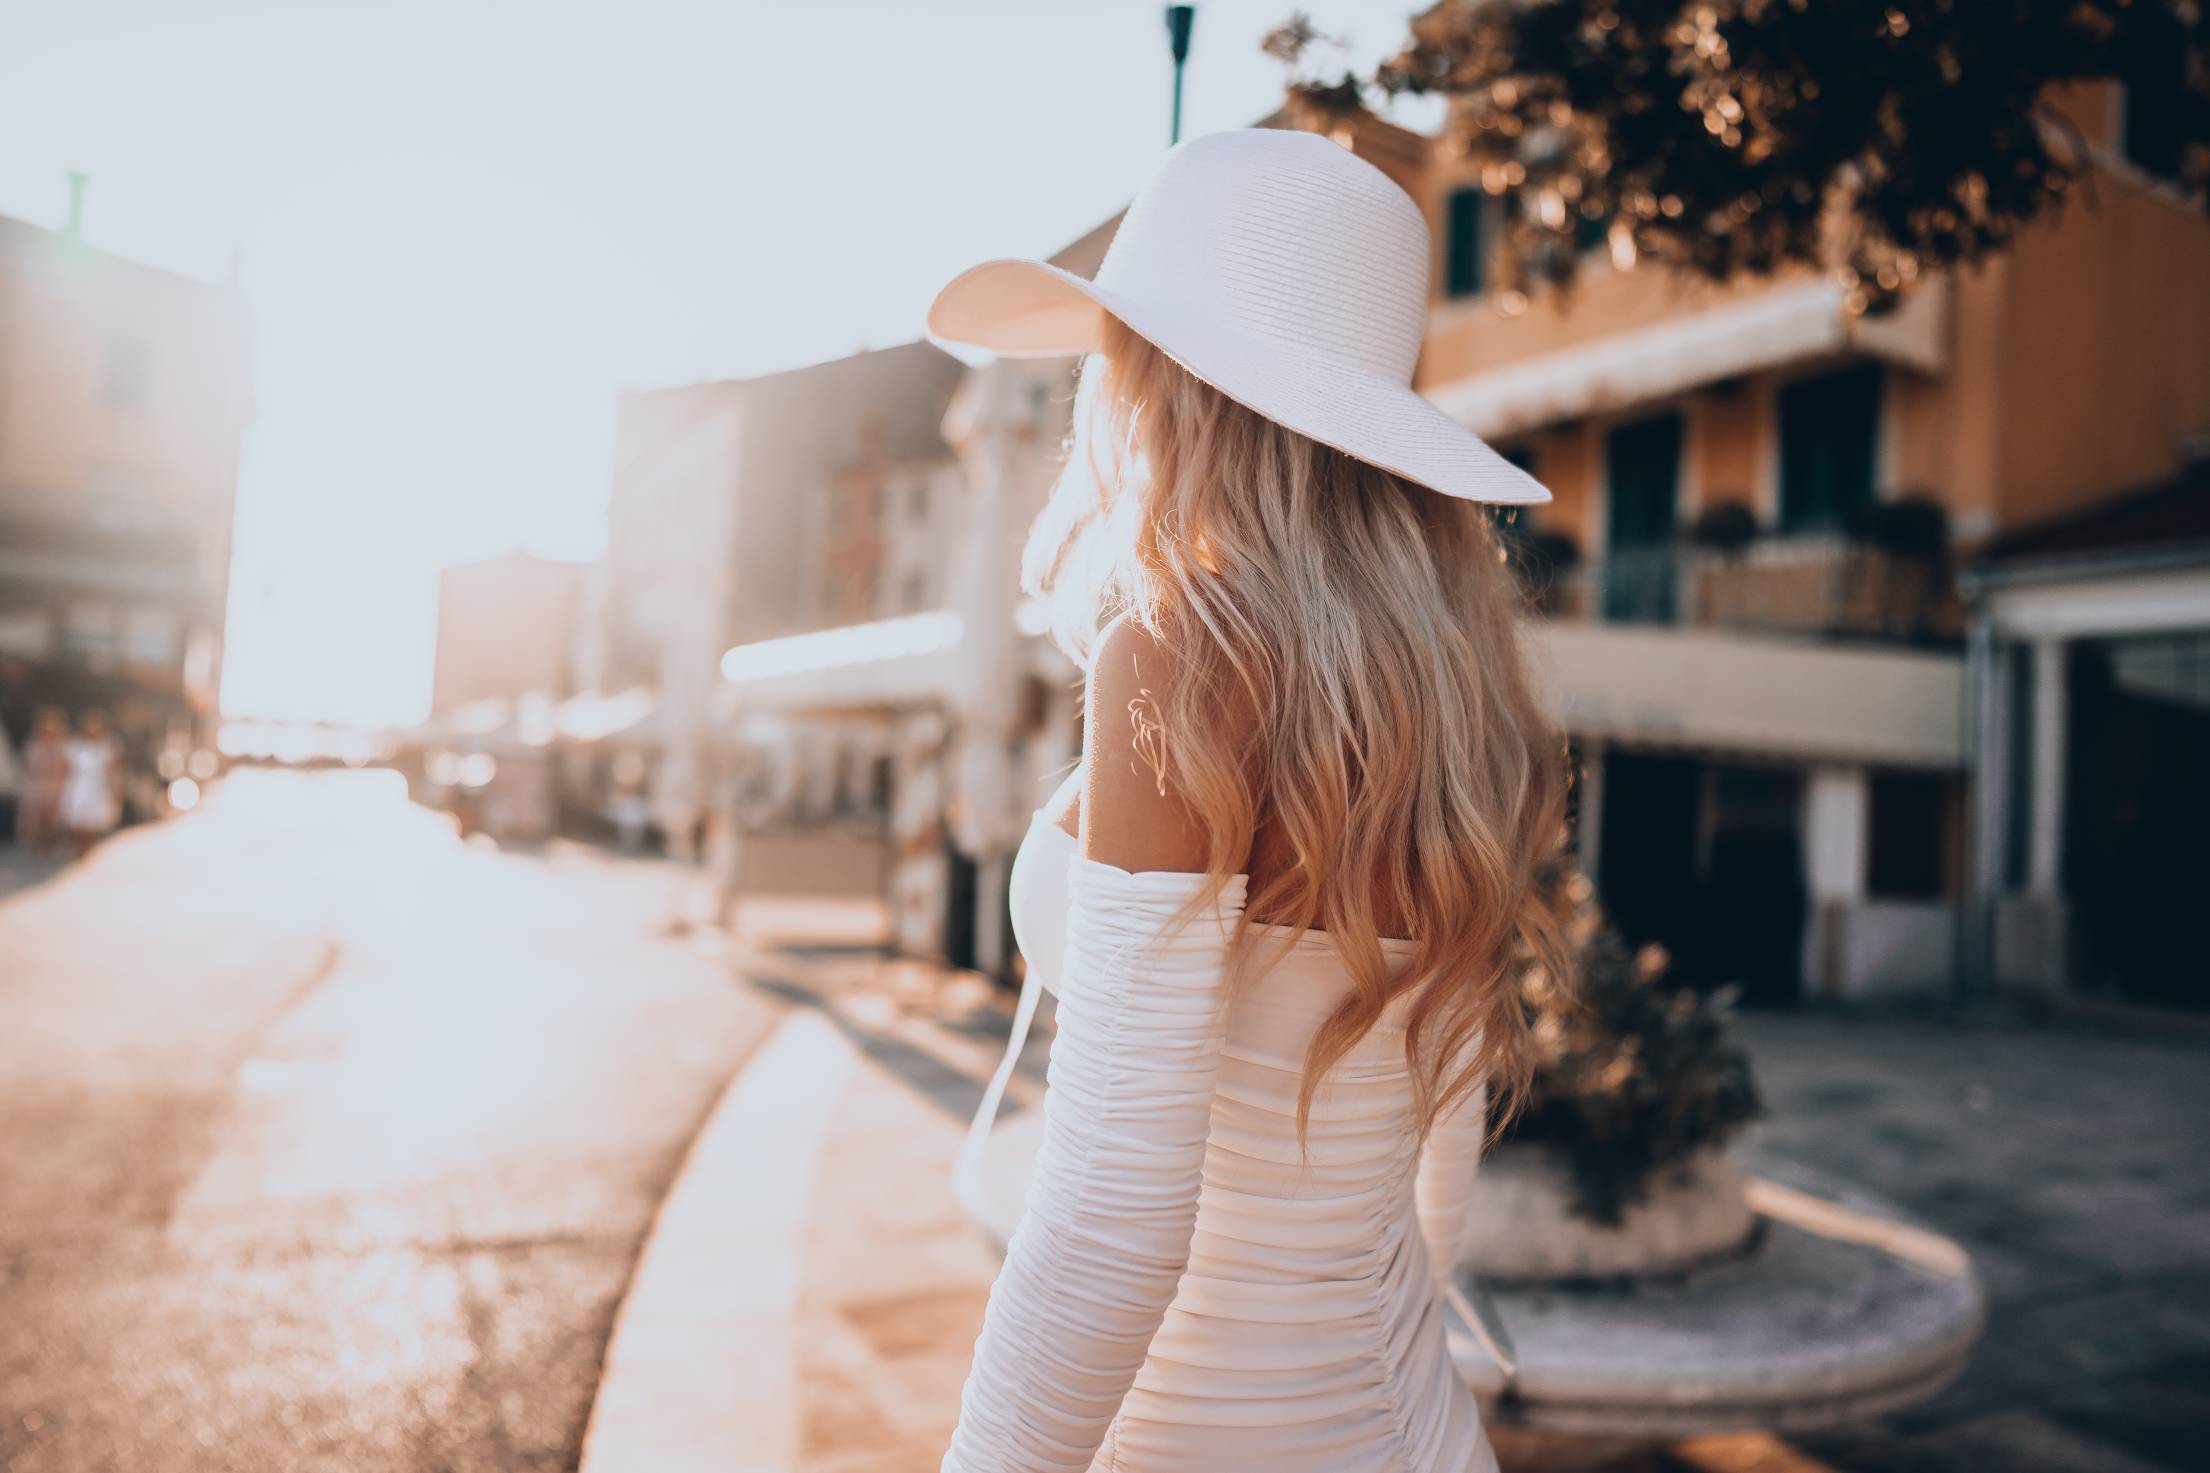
[942,855,1247,1473]
[946,815,1499,1473]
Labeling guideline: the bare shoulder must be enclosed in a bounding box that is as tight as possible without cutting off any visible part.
[1080,615,1211,874]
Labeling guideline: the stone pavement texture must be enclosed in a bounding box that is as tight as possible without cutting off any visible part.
[1722,1012,2210,1473]
[598,945,2210,1473]
[0,770,781,1472]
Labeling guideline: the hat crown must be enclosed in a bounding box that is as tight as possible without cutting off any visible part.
[1094,129,1432,384]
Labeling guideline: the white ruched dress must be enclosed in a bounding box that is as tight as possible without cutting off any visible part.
[941,780,1497,1473]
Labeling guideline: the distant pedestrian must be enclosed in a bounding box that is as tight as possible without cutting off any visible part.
[19,708,71,855]
[57,710,123,855]
[0,716,20,843]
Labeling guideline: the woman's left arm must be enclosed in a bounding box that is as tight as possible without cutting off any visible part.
[941,621,1238,1473]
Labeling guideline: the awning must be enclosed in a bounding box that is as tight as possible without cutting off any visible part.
[719,610,964,713]
[555,687,658,744]
[1425,278,1948,442]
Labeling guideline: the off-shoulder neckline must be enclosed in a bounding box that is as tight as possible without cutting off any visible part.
[1028,809,1419,953]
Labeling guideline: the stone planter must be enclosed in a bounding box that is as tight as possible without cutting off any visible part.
[1459,1143,1756,1281]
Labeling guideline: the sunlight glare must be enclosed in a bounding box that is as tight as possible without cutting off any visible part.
[220,153,624,729]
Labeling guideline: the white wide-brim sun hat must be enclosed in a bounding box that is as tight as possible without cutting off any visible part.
[927,127,1548,507]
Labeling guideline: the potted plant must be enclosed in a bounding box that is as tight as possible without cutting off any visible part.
[1460,861,1764,1279]
[1686,499,1761,625]
[1687,499,1760,557]
[1846,495,1953,641]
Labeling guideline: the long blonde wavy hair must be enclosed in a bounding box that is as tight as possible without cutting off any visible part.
[1026,316,1571,1140]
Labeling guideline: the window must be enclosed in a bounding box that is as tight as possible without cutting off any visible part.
[1603,412,1683,623]
[2121,7,2192,185]
[1444,187,1485,298]
[1778,364,1881,534]
[1869,770,1952,900]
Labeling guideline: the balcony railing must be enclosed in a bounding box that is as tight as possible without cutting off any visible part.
[1533,537,1963,647]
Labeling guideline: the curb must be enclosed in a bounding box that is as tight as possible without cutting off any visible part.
[577,1010,860,1473]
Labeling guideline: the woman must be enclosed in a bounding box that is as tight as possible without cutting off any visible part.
[925,130,1569,1473]
[19,708,71,854]
[58,710,123,855]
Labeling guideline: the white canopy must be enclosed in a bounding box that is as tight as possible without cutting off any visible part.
[1426,278,1949,443]
[718,611,964,713]
[1532,622,1967,769]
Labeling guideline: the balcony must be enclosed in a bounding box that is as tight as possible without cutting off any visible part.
[1518,536,1968,769]
[1542,537,1963,648]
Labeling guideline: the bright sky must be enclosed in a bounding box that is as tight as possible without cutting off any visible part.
[2,1,1433,728]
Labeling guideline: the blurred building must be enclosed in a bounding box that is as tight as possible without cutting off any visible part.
[0,185,254,760]
[430,550,585,713]
[592,342,965,854]
[819,454,966,627]
[705,223,1114,969]
[714,356,1080,966]
[1967,470,2210,1009]
[694,94,2207,1004]
[599,343,966,686]
[405,550,589,842]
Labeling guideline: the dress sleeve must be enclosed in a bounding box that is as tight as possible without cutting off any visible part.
[941,854,1246,1473]
[1414,1075,1487,1291]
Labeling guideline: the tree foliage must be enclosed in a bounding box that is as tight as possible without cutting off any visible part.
[1273,1,2210,309]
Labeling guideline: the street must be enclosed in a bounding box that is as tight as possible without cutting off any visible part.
[0,770,779,1472]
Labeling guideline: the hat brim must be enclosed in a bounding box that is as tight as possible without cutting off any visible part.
[927,258,1549,507]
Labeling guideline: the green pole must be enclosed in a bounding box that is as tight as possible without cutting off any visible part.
[1166,7,1195,145]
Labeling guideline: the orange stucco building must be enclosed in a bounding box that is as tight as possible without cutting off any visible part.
[1354,83,2209,550]
[1333,84,2210,1004]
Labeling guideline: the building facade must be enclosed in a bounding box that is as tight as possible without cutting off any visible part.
[711,356,1080,968]
[0,203,254,762]
[1967,472,2210,1010]
[1341,76,2210,1005]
